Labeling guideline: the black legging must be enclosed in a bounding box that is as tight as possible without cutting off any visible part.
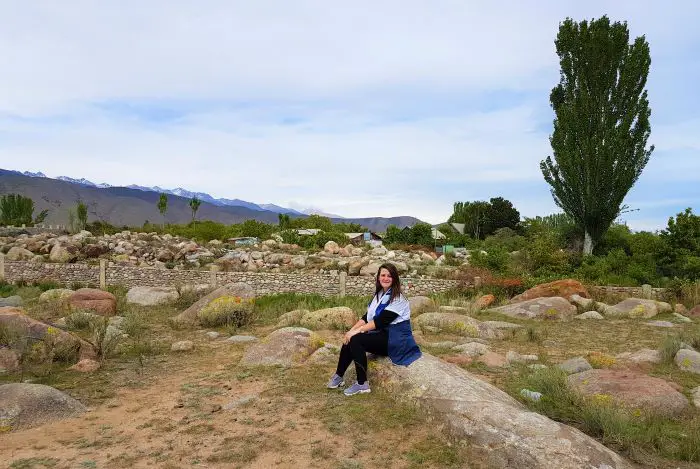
[335,331,389,384]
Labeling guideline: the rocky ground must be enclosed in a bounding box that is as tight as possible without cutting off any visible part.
[0,229,470,278]
[2,278,700,468]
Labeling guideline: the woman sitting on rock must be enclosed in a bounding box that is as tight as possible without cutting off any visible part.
[327,262,422,396]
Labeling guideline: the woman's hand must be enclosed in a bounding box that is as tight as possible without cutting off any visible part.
[343,328,361,344]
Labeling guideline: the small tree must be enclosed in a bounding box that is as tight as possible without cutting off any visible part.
[541,16,654,255]
[189,196,201,223]
[157,193,168,228]
[76,201,88,231]
[0,194,48,226]
[278,213,291,229]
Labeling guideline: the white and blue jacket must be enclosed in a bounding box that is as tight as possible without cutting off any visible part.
[364,289,421,366]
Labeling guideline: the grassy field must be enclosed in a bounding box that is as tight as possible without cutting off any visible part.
[2,284,700,468]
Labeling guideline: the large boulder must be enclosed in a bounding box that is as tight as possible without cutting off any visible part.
[567,369,689,418]
[69,288,117,317]
[5,246,34,261]
[38,289,74,303]
[275,309,309,328]
[49,243,79,263]
[126,286,179,306]
[510,279,588,303]
[299,307,357,330]
[0,307,95,362]
[414,313,501,339]
[675,349,700,374]
[359,262,381,276]
[172,282,255,325]
[408,296,436,315]
[608,298,672,319]
[240,327,322,367]
[372,354,630,468]
[0,383,87,431]
[489,297,575,321]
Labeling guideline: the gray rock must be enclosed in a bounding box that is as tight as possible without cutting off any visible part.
[408,296,436,315]
[644,321,675,328]
[452,342,490,357]
[691,386,700,407]
[672,312,692,323]
[0,296,23,307]
[575,311,604,320]
[675,349,700,374]
[0,383,87,431]
[611,298,672,319]
[373,354,631,468]
[489,297,576,320]
[126,286,179,306]
[615,348,661,365]
[240,327,321,367]
[557,357,592,374]
[225,335,258,344]
[205,331,220,340]
[171,340,194,352]
[506,351,539,364]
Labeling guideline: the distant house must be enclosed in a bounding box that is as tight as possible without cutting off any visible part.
[296,228,322,236]
[431,228,446,240]
[345,231,383,245]
[228,236,259,246]
[447,223,466,235]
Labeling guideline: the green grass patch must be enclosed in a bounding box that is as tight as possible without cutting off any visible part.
[404,436,466,468]
[505,367,700,464]
[9,458,59,469]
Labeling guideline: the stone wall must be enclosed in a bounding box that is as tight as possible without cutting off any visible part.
[0,259,459,297]
[589,285,668,301]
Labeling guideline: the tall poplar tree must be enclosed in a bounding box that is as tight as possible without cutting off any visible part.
[540,16,654,255]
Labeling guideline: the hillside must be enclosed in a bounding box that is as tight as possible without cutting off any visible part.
[0,169,423,231]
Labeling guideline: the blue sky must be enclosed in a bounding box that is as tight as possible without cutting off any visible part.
[0,1,698,230]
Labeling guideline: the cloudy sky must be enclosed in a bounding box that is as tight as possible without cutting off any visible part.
[0,1,697,230]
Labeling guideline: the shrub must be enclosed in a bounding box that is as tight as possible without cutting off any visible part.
[65,311,94,331]
[198,296,255,327]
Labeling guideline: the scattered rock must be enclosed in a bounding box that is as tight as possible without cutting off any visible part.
[615,349,661,365]
[299,307,357,330]
[306,344,340,364]
[225,335,258,344]
[610,298,671,319]
[171,340,194,352]
[275,309,309,328]
[414,313,498,339]
[688,305,700,317]
[173,282,254,325]
[489,297,576,321]
[0,296,23,307]
[452,342,489,357]
[672,312,692,323]
[475,294,496,309]
[69,288,117,317]
[408,296,436,315]
[569,294,596,310]
[675,349,700,374]
[0,383,87,431]
[240,327,323,367]
[205,331,220,340]
[575,311,604,320]
[442,354,473,366]
[557,357,592,374]
[644,321,674,328]
[38,289,74,303]
[691,386,700,408]
[520,389,542,402]
[69,359,101,373]
[477,351,508,368]
[674,304,688,314]
[506,351,538,364]
[438,305,472,315]
[126,286,179,306]
[5,247,34,261]
[0,348,20,373]
[224,395,258,410]
[372,354,630,468]
[510,279,588,303]
[567,369,689,417]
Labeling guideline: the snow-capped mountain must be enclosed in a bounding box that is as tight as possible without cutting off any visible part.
[14,169,341,217]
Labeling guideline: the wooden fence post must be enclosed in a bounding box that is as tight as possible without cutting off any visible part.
[642,284,652,300]
[339,271,347,297]
[99,259,107,289]
[0,253,5,282]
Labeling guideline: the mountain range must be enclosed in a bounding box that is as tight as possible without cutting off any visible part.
[0,169,422,231]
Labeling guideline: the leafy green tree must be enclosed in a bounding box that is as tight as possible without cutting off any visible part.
[540,16,654,255]
[189,196,201,222]
[483,197,521,235]
[278,213,291,229]
[383,225,407,244]
[76,201,88,231]
[449,201,490,239]
[157,193,168,227]
[408,223,434,246]
[659,208,700,279]
[0,194,48,226]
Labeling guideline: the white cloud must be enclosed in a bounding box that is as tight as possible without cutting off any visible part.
[0,0,697,230]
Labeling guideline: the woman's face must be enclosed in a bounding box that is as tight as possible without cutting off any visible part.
[378,268,393,291]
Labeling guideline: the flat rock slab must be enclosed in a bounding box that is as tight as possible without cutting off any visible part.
[510,279,588,303]
[240,327,321,367]
[372,354,630,469]
[567,369,689,417]
[414,313,500,339]
[0,383,87,431]
[489,297,575,321]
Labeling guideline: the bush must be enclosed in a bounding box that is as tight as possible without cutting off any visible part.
[198,296,255,327]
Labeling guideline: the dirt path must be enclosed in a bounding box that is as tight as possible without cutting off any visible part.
[2,338,476,469]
